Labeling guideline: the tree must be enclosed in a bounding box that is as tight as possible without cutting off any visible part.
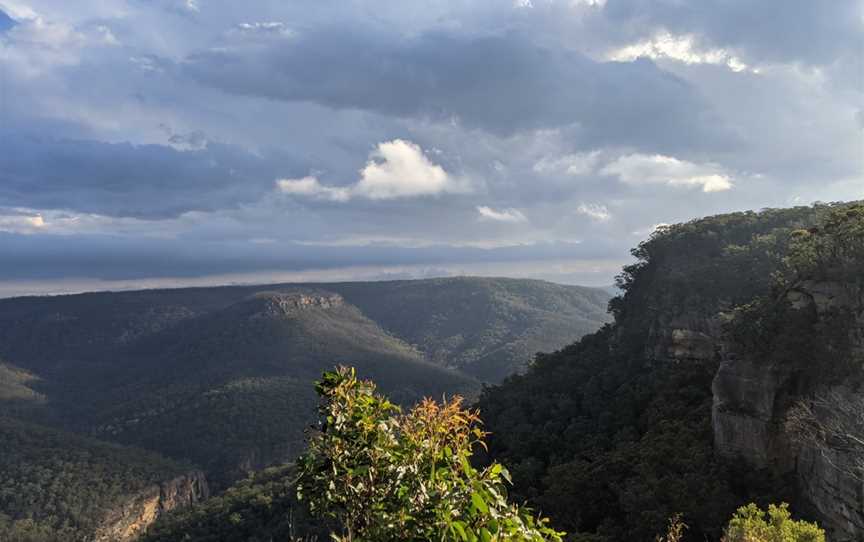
[296,367,564,542]
[721,503,824,542]
[786,390,864,481]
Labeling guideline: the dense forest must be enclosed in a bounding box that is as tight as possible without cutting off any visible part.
[0,417,189,541]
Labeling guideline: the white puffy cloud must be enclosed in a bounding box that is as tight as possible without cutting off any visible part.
[576,203,611,222]
[354,139,466,199]
[476,206,528,223]
[608,32,753,73]
[600,154,734,193]
[275,176,350,202]
[277,140,466,202]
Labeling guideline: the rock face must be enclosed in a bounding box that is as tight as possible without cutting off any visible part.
[712,358,796,470]
[712,281,864,541]
[93,470,209,542]
[796,386,864,540]
[245,291,345,319]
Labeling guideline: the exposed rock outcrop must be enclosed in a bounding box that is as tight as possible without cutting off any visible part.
[796,386,864,540]
[93,470,209,542]
[712,280,864,541]
[244,291,344,319]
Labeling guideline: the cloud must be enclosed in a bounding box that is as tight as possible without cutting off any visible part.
[601,154,734,193]
[232,21,293,37]
[604,0,861,66]
[576,203,611,222]
[0,134,291,218]
[276,176,350,202]
[183,26,728,150]
[0,211,45,233]
[533,151,602,176]
[0,1,36,21]
[608,32,752,73]
[0,232,620,281]
[277,140,466,201]
[477,206,528,223]
[0,0,858,293]
[355,140,463,199]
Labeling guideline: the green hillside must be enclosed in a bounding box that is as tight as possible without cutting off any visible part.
[0,278,607,499]
[0,277,609,383]
[33,291,477,490]
[326,277,611,381]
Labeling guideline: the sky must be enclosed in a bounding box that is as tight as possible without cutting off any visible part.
[0,0,861,297]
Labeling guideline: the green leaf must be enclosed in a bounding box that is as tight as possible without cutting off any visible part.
[452,521,468,541]
[471,492,489,515]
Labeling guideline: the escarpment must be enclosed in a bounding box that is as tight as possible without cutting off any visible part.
[93,470,209,542]
[625,209,864,539]
[713,278,864,540]
[479,202,864,541]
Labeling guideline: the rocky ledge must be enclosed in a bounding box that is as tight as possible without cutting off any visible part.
[243,291,344,319]
[93,470,209,542]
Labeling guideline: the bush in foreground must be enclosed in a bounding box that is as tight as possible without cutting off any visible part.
[721,503,824,542]
[296,366,564,542]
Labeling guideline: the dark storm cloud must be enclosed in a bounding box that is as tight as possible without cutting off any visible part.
[0,133,309,218]
[184,27,731,150]
[605,0,861,65]
[0,232,622,280]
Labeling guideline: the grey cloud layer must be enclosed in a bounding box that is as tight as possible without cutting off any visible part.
[0,134,297,218]
[0,232,621,280]
[184,26,730,150]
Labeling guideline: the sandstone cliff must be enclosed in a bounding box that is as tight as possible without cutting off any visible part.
[712,280,864,541]
[93,470,209,542]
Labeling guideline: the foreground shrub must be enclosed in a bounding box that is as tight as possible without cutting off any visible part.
[721,503,824,542]
[297,366,564,542]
